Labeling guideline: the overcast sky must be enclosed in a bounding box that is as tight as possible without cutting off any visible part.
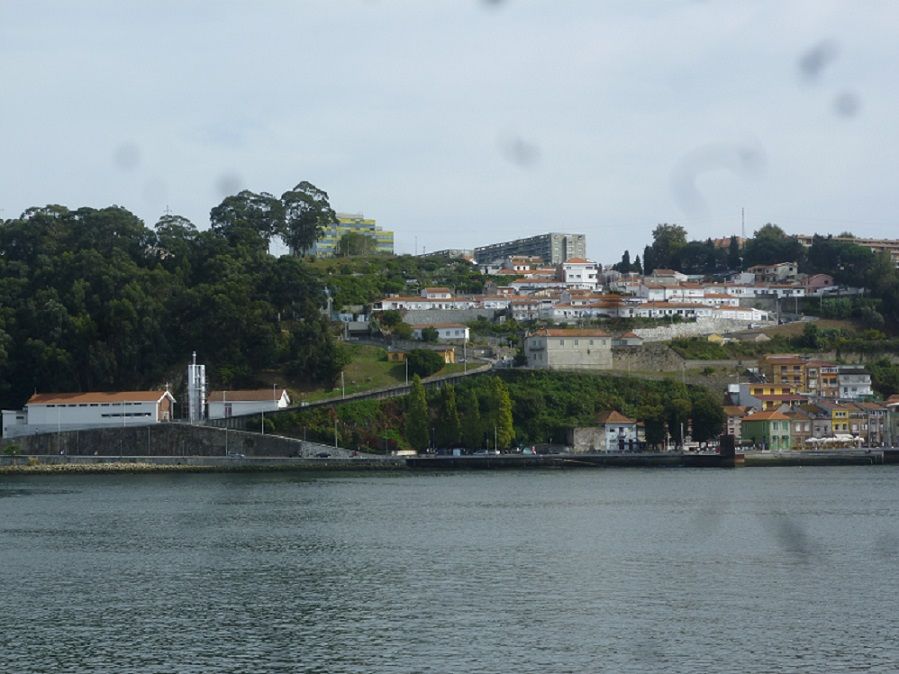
[2,1,897,263]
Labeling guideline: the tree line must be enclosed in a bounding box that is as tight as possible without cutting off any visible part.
[0,181,348,409]
[279,371,723,453]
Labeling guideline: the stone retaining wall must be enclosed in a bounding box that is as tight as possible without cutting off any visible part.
[634,318,774,343]
[1,424,352,458]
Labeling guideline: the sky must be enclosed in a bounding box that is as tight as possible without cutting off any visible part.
[2,0,898,264]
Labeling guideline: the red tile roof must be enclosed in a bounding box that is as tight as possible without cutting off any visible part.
[596,410,636,425]
[532,328,609,337]
[28,391,172,405]
[208,389,287,403]
[742,410,790,421]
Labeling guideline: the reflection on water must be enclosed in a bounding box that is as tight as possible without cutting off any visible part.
[2,468,899,673]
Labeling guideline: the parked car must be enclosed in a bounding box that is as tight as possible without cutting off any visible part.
[315,452,331,458]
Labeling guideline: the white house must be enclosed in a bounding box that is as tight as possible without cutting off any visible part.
[421,287,453,300]
[569,410,642,452]
[373,295,477,311]
[410,323,470,342]
[596,410,641,451]
[836,367,873,400]
[208,389,291,419]
[3,390,176,438]
[560,258,600,290]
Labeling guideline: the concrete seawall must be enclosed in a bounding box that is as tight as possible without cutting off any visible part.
[0,424,351,459]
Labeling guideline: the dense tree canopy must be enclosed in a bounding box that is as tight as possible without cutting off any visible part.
[0,181,346,409]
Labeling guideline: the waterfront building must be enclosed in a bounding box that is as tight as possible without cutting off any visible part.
[596,410,641,451]
[814,400,851,433]
[474,233,586,265]
[306,212,394,257]
[567,410,642,453]
[207,389,290,420]
[2,391,175,438]
[723,405,751,441]
[805,359,839,398]
[785,409,812,449]
[886,395,899,446]
[740,410,792,450]
[836,365,873,400]
[759,355,807,391]
[523,328,612,370]
[849,401,889,445]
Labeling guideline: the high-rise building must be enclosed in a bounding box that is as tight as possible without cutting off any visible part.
[309,212,395,256]
[474,233,586,265]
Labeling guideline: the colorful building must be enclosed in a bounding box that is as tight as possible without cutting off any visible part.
[741,410,792,450]
[307,212,394,257]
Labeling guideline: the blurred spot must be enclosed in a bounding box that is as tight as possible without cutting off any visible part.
[670,141,766,216]
[142,178,168,205]
[481,0,505,7]
[113,143,141,171]
[873,533,898,560]
[833,91,861,118]
[215,173,244,198]
[799,39,839,81]
[768,516,821,563]
[689,504,722,537]
[499,135,541,168]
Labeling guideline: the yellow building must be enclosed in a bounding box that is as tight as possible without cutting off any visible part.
[759,355,807,390]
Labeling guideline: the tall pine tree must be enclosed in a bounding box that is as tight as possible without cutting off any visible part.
[435,384,461,448]
[404,375,430,450]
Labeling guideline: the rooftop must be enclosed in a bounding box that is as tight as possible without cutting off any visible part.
[28,391,173,405]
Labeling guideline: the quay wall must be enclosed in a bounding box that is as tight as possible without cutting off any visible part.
[0,424,352,458]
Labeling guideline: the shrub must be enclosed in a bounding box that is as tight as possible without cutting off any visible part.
[406,349,445,378]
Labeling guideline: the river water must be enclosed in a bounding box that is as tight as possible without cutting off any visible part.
[2,467,899,673]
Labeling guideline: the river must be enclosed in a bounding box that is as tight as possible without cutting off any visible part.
[2,467,899,673]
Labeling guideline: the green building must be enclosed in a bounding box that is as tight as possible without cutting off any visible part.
[741,410,792,450]
[309,212,394,257]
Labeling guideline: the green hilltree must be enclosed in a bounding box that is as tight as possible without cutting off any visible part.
[460,387,482,449]
[727,235,742,270]
[406,349,444,377]
[689,390,725,443]
[649,223,687,270]
[335,231,376,257]
[494,377,514,449]
[280,181,337,255]
[404,375,430,450]
[420,326,439,342]
[435,385,462,448]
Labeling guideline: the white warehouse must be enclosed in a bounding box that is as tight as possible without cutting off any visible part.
[207,389,291,419]
[2,391,176,438]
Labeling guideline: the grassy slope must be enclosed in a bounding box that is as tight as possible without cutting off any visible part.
[294,343,467,402]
